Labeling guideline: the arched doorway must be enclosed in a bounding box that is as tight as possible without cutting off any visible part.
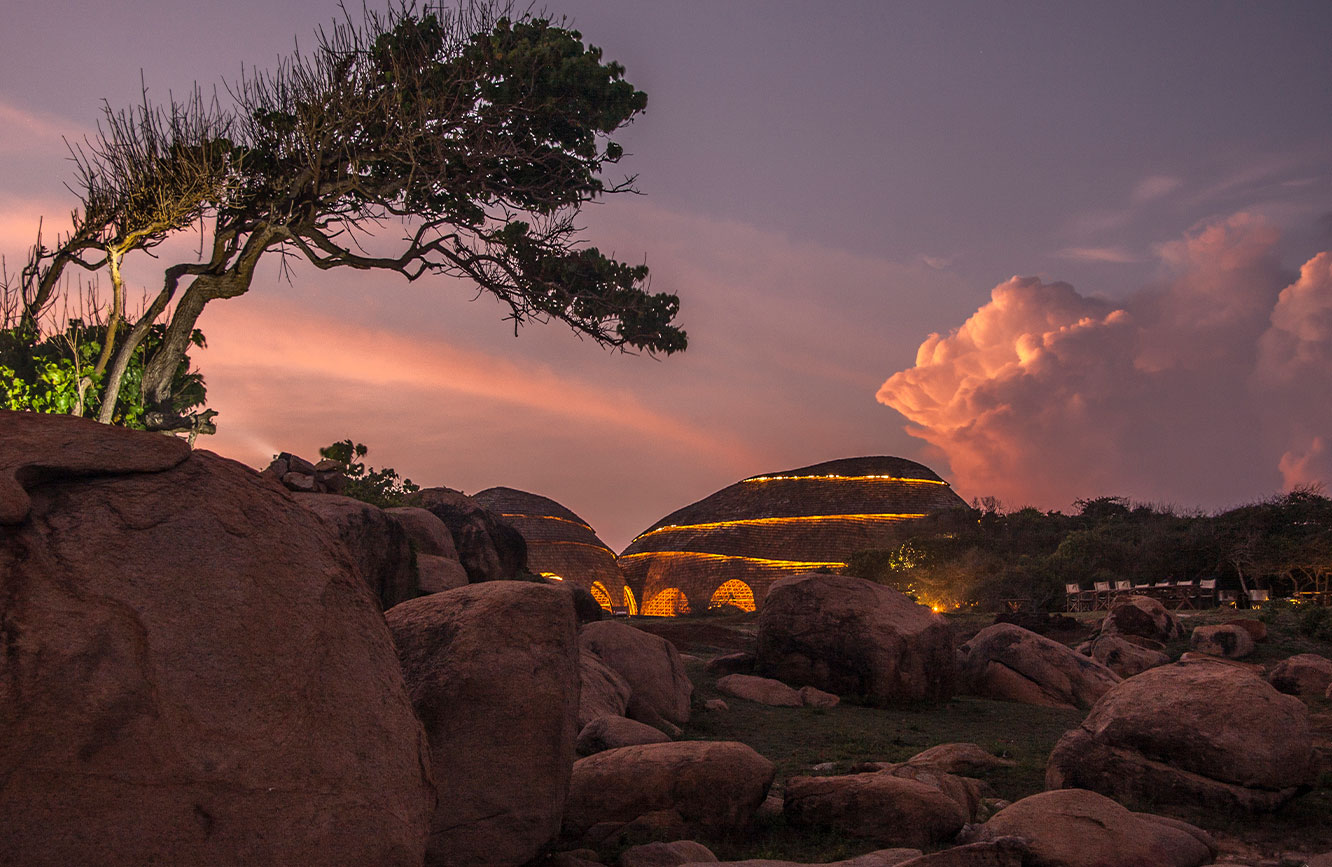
[708,579,756,612]
[643,587,690,617]
[623,585,638,616]
[589,581,613,612]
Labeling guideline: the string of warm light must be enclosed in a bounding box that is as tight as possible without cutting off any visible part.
[500,513,595,532]
[630,512,927,543]
[537,540,616,552]
[742,474,948,485]
[620,551,848,570]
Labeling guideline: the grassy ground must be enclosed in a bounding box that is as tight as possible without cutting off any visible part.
[624,605,1332,862]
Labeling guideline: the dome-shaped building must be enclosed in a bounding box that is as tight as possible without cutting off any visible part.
[471,487,633,614]
[619,456,967,616]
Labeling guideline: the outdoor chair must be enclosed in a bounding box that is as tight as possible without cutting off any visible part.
[1194,578,1217,608]
[1093,581,1112,610]
[1172,579,1197,609]
[1065,583,1089,612]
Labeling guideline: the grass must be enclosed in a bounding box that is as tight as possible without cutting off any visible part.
[619,606,1332,863]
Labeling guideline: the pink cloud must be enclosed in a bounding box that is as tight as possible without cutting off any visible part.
[878,214,1328,510]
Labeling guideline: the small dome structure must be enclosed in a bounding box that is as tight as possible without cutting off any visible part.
[619,456,967,616]
[472,487,631,613]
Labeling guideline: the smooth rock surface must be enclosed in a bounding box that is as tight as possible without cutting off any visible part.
[388,582,579,866]
[620,840,718,866]
[1046,662,1316,811]
[783,772,968,847]
[581,621,693,729]
[959,623,1120,710]
[1100,595,1183,642]
[716,674,803,707]
[577,715,672,756]
[405,486,527,582]
[905,743,1016,775]
[1087,633,1170,678]
[0,412,434,866]
[1189,624,1255,659]
[295,492,418,609]
[1267,652,1332,696]
[756,573,955,705]
[579,647,634,729]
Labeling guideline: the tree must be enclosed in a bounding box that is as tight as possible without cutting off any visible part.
[3,2,684,435]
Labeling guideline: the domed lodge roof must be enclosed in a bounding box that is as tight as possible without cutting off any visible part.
[619,456,967,616]
[472,487,632,614]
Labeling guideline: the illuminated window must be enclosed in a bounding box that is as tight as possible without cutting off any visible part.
[589,581,613,612]
[708,579,756,612]
[623,585,638,616]
[644,588,691,617]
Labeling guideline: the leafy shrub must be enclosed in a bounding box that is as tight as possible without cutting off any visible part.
[318,439,420,507]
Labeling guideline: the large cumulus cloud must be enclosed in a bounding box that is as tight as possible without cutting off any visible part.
[877,214,1330,509]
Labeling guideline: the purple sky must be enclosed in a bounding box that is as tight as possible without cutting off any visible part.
[4,1,1331,549]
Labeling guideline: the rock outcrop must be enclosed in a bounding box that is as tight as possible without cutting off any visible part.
[295,492,418,608]
[405,486,528,582]
[959,623,1120,710]
[576,716,672,756]
[968,789,1215,867]
[580,621,693,730]
[386,506,470,594]
[388,581,579,866]
[563,742,775,840]
[579,647,633,729]
[0,411,434,866]
[783,772,968,848]
[755,573,955,705]
[1046,661,1317,811]
[1099,595,1183,642]
[1268,652,1332,696]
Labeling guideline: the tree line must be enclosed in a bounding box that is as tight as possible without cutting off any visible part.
[847,490,1332,612]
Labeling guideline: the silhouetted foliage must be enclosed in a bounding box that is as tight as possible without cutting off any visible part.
[3,1,683,435]
[319,439,420,507]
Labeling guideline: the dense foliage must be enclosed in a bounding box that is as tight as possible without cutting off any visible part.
[3,2,682,436]
[318,439,420,508]
[847,491,1332,611]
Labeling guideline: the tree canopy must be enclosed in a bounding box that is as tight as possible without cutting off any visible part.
[2,1,684,436]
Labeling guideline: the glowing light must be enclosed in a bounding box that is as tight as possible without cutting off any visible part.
[539,571,564,581]
[500,513,595,532]
[631,513,928,543]
[536,540,615,552]
[623,585,638,616]
[644,587,691,616]
[743,474,948,485]
[708,579,756,612]
[589,581,613,612]
[620,551,847,571]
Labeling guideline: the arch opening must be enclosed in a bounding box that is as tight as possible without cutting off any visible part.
[644,588,691,617]
[623,585,638,616]
[589,581,614,612]
[708,579,756,612]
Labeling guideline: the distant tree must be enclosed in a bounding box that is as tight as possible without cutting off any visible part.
[319,439,420,507]
[3,2,684,436]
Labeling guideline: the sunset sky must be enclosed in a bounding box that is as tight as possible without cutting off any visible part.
[3,1,1331,549]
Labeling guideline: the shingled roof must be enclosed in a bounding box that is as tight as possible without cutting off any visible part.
[619,456,967,615]
[471,487,631,613]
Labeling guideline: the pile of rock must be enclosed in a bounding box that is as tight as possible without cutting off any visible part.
[261,451,349,493]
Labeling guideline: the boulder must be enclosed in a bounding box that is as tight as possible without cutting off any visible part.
[1086,633,1170,678]
[0,411,433,866]
[294,493,418,609]
[1189,623,1255,659]
[1223,617,1267,642]
[681,851,927,867]
[1099,594,1183,642]
[968,789,1214,867]
[563,742,774,839]
[755,573,955,705]
[783,771,967,848]
[405,486,527,582]
[959,624,1120,710]
[580,621,693,729]
[889,839,1028,867]
[620,840,718,866]
[388,582,579,867]
[1046,662,1316,812]
[879,764,984,821]
[716,674,803,707]
[705,699,729,712]
[579,648,633,729]
[705,652,757,676]
[385,506,459,558]
[415,553,471,594]
[799,686,840,708]
[905,743,1016,775]
[577,716,672,756]
[1268,653,1332,696]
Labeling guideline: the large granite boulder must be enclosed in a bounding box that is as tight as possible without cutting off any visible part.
[1046,661,1317,811]
[405,486,527,582]
[716,674,803,707]
[1085,633,1170,678]
[1189,623,1255,659]
[388,581,579,866]
[562,742,774,840]
[755,573,955,705]
[968,789,1214,867]
[959,624,1120,710]
[1099,594,1183,642]
[0,411,434,866]
[294,492,418,608]
[386,505,470,594]
[903,743,1016,776]
[579,647,633,729]
[576,715,671,756]
[1268,652,1332,696]
[783,772,968,848]
[580,621,693,730]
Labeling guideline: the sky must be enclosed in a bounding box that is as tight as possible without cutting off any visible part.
[3,1,1331,550]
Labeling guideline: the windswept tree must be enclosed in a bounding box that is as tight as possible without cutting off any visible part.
[3,1,685,436]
